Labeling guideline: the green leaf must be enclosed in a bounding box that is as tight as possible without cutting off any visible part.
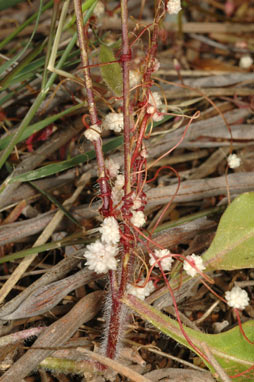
[0,0,43,79]
[0,0,53,50]
[29,182,82,228]
[99,45,123,96]
[10,136,123,182]
[0,0,25,11]
[202,192,254,271]
[0,103,85,151]
[123,295,254,381]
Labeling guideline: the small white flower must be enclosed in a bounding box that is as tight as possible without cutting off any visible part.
[129,70,141,88]
[127,279,155,300]
[167,0,182,15]
[93,1,105,18]
[103,112,124,133]
[152,111,164,122]
[183,254,205,277]
[99,216,120,244]
[149,249,173,271]
[84,124,101,141]
[227,153,241,169]
[130,210,146,227]
[131,193,142,210]
[225,286,250,310]
[140,144,148,158]
[147,92,163,115]
[239,55,253,69]
[112,186,124,206]
[105,158,120,178]
[151,58,160,72]
[115,174,125,190]
[84,240,118,273]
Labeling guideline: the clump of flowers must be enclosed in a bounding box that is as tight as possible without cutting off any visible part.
[93,1,105,18]
[183,254,205,277]
[225,286,250,310]
[129,70,141,88]
[99,216,120,244]
[84,124,101,141]
[151,57,160,72]
[130,210,146,228]
[127,279,155,300]
[103,112,124,133]
[239,55,253,69]
[227,153,241,169]
[84,240,118,273]
[105,158,120,178]
[131,192,142,210]
[111,174,125,206]
[146,92,165,122]
[84,217,120,273]
[149,249,173,271]
[167,0,182,15]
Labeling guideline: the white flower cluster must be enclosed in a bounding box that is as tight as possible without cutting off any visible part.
[149,249,173,271]
[151,58,160,72]
[84,124,101,142]
[225,286,250,310]
[130,210,146,228]
[105,158,120,178]
[227,153,241,169]
[103,112,124,133]
[84,216,120,273]
[84,240,118,273]
[93,1,105,18]
[129,70,141,88]
[127,279,155,300]
[183,254,205,277]
[239,55,253,69]
[131,193,142,210]
[111,174,125,206]
[140,144,148,158]
[167,0,182,15]
[146,92,164,122]
[99,216,120,244]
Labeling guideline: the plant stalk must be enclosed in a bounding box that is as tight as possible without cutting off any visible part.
[74,0,111,216]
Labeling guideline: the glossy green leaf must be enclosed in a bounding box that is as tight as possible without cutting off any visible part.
[202,192,254,271]
[99,45,122,96]
[123,295,254,381]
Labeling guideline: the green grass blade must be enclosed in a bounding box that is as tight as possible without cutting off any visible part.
[10,136,124,182]
[0,0,43,78]
[0,103,85,151]
[29,182,82,228]
[0,41,47,89]
[0,0,25,11]
[0,0,53,50]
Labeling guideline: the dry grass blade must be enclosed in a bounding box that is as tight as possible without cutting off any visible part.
[144,368,215,382]
[0,172,90,304]
[0,291,104,382]
[76,347,153,382]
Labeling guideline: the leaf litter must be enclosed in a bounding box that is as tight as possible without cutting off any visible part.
[0,0,253,381]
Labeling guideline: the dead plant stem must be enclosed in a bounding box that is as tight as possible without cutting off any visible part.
[73,0,110,215]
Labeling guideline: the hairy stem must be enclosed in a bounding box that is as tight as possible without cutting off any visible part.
[104,0,133,361]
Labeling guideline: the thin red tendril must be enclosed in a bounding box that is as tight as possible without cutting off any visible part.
[234,308,254,345]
